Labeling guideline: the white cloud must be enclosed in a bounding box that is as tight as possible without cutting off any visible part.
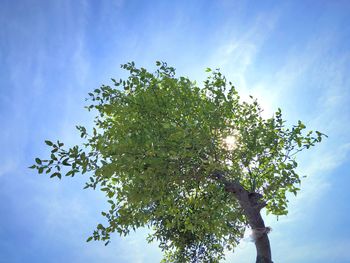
[208,12,279,88]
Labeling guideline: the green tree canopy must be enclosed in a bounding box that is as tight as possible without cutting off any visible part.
[31,62,325,263]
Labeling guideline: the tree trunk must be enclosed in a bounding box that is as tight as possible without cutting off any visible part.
[249,211,272,263]
[212,171,273,263]
[241,197,272,263]
[255,234,272,263]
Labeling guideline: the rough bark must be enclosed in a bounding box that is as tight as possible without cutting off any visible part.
[212,171,273,263]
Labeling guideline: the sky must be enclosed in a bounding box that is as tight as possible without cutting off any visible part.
[0,0,350,262]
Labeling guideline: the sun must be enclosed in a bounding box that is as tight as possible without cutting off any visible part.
[223,135,238,151]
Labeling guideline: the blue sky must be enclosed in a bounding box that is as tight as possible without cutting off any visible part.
[1,0,350,262]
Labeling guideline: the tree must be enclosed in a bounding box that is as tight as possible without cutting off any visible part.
[31,62,325,263]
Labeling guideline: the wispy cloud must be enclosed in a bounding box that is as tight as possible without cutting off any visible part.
[207,12,279,88]
[1,1,349,262]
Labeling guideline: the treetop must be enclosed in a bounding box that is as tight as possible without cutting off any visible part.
[31,61,325,262]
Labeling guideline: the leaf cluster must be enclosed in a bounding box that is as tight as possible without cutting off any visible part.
[31,61,325,262]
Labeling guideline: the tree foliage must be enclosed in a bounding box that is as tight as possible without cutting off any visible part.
[31,62,325,262]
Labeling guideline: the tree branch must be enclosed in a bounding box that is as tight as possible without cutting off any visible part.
[211,170,266,211]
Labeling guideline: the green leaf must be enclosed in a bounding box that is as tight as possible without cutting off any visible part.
[45,140,53,146]
[50,172,61,178]
[51,148,58,153]
[35,158,42,165]
[62,158,70,166]
[66,170,74,177]
[51,153,57,161]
